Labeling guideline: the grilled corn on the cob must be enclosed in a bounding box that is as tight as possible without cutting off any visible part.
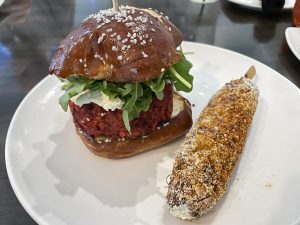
[166,74,259,220]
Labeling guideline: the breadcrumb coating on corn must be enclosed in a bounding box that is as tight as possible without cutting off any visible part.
[166,77,259,220]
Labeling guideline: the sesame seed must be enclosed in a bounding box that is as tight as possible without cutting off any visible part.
[142,51,148,58]
[131,68,137,73]
[106,28,112,33]
[116,35,121,40]
[151,28,155,32]
[125,22,132,27]
[169,27,172,31]
[161,68,165,72]
[84,63,87,68]
[112,46,117,51]
[163,122,169,127]
[117,55,123,60]
[131,39,137,44]
[140,16,148,23]
[141,40,146,45]
[79,59,83,63]
[122,38,128,43]
[98,33,106,44]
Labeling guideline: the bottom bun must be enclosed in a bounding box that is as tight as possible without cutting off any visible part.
[74,93,193,159]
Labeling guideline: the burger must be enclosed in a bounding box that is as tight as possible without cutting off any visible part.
[49,6,194,158]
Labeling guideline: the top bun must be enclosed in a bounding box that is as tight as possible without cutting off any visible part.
[49,6,183,82]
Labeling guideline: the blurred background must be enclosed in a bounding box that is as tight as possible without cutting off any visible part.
[0,0,299,89]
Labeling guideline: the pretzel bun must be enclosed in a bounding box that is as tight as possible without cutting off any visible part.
[74,93,192,159]
[49,6,183,82]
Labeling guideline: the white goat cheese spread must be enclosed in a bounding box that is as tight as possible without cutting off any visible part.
[71,90,123,111]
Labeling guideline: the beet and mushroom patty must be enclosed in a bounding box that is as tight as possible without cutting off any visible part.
[69,84,173,139]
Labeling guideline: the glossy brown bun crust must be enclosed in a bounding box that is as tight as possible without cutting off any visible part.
[74,94,192,159]
[49,6,183,82]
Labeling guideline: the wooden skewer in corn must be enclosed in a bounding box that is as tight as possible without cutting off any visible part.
[245,65,256,80]
[112,0,119,11]
[166,66,259,220]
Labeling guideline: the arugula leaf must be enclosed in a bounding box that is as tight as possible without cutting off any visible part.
[144,75,165,100]
[119,83,133,96]
[58,83,87,111]
[59,93,70,111]
[136,88,152,112]
[61,80,73,90]
[165,55,193,92]
[122,110,131,132]
[123,83,138,112]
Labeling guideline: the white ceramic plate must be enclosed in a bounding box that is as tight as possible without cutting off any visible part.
[0,0,4,7]
[286,27,300,61]
[227,0,295,10]
[6,42,300,225]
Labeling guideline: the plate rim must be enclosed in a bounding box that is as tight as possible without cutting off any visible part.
[5,74,52,225]
[285,27,300,61]
[227,0,295,10]
[5,41,300,225]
